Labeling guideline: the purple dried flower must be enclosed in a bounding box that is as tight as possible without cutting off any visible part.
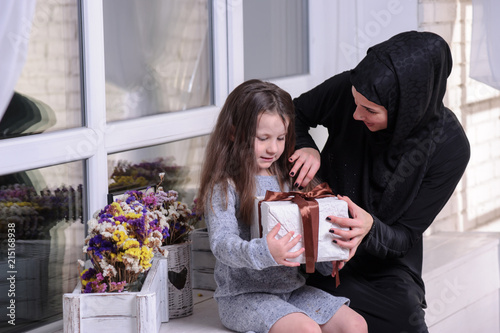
[87,234,115,258]
[81,267,97,281]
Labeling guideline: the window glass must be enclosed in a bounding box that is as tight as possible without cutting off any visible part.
[243,0,309,80]
[0,0,82,140]
[0,161,85,332]
[108,136,208,209]
[103,0,212,122]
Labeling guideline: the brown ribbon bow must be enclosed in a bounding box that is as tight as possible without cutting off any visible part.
[258,183,341,284]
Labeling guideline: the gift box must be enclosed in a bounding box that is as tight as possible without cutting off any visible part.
[252,187,349,272]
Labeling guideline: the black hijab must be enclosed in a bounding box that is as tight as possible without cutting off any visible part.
[350,31,453,224]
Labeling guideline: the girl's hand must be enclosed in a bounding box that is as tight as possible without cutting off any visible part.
[328,195,373,261]
[288,148,321,188]
[266,223,305,267]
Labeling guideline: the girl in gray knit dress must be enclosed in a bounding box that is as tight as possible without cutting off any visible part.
[197,80,367,333]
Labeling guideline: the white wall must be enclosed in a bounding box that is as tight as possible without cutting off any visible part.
[305,0,500,234]
[419,0,500,233]
[305,0,418,152]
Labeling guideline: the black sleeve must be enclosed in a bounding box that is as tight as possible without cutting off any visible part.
[293,71,353,151]
[361,127,471,258]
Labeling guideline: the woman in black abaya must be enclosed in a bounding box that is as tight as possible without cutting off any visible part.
[289,31,470,332]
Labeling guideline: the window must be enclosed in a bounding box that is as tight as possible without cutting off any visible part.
[0,0,316,331]
[107,136,209,206]
[0,2,84,330]
[0,162,85,332]
[243,0,308,80]
[0,0,82,140]
[103,0,212,121]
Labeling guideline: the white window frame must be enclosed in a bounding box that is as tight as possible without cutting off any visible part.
[0,0,378,220]
[0,0,326,220]
[83,0,229,215]
[226,0,328,99]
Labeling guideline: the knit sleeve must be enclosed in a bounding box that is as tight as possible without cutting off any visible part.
[205,183,278,270]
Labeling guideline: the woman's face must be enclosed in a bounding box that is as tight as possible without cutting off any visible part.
[352,86,388,132]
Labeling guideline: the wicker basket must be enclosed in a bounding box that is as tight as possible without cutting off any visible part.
[160,241,193,318]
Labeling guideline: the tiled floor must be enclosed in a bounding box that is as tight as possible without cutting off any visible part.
[48,220,500,333]
[423,231,500,332]
[473,218,500,232]
[164,225,500,333]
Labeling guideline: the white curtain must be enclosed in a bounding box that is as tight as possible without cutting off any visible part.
[0,0,36,120]
[103,0,173,89]
[103,0,179,116]
[470,0,500,90]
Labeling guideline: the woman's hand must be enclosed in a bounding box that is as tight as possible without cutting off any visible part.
[288,148,321,188]
[330,260,345,278]
[328,195,373,261]
[266,223,305,267]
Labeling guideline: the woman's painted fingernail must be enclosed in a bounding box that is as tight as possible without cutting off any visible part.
[332,240,337,244]
[329,229,335,234]
[326,217,331,221]
[298,186,304,190]
[349,227,352,230]
[290,171,295,176]
[294,183,299,188]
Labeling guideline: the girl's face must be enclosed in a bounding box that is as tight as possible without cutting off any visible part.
[254,111,288,176]
[352,86,388,132]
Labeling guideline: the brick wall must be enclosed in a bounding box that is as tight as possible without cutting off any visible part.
[14,0,81,132]
[419,0,500,233]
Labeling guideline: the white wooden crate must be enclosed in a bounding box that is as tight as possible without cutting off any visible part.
[63,258,168,333]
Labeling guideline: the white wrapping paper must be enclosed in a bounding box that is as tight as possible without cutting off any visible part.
[252,196,349,263]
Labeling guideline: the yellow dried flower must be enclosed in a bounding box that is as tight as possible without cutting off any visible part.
[112,230,128,246]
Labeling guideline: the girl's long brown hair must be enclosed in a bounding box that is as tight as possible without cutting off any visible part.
[197,79,295,224]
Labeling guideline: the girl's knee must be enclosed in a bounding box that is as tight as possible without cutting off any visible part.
[270,313,321,333]
[350,312,368,333]
[321,305,367,333]
[294,321,322,333]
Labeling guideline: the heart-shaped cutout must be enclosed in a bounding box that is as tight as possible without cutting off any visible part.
[168,267,188,290]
